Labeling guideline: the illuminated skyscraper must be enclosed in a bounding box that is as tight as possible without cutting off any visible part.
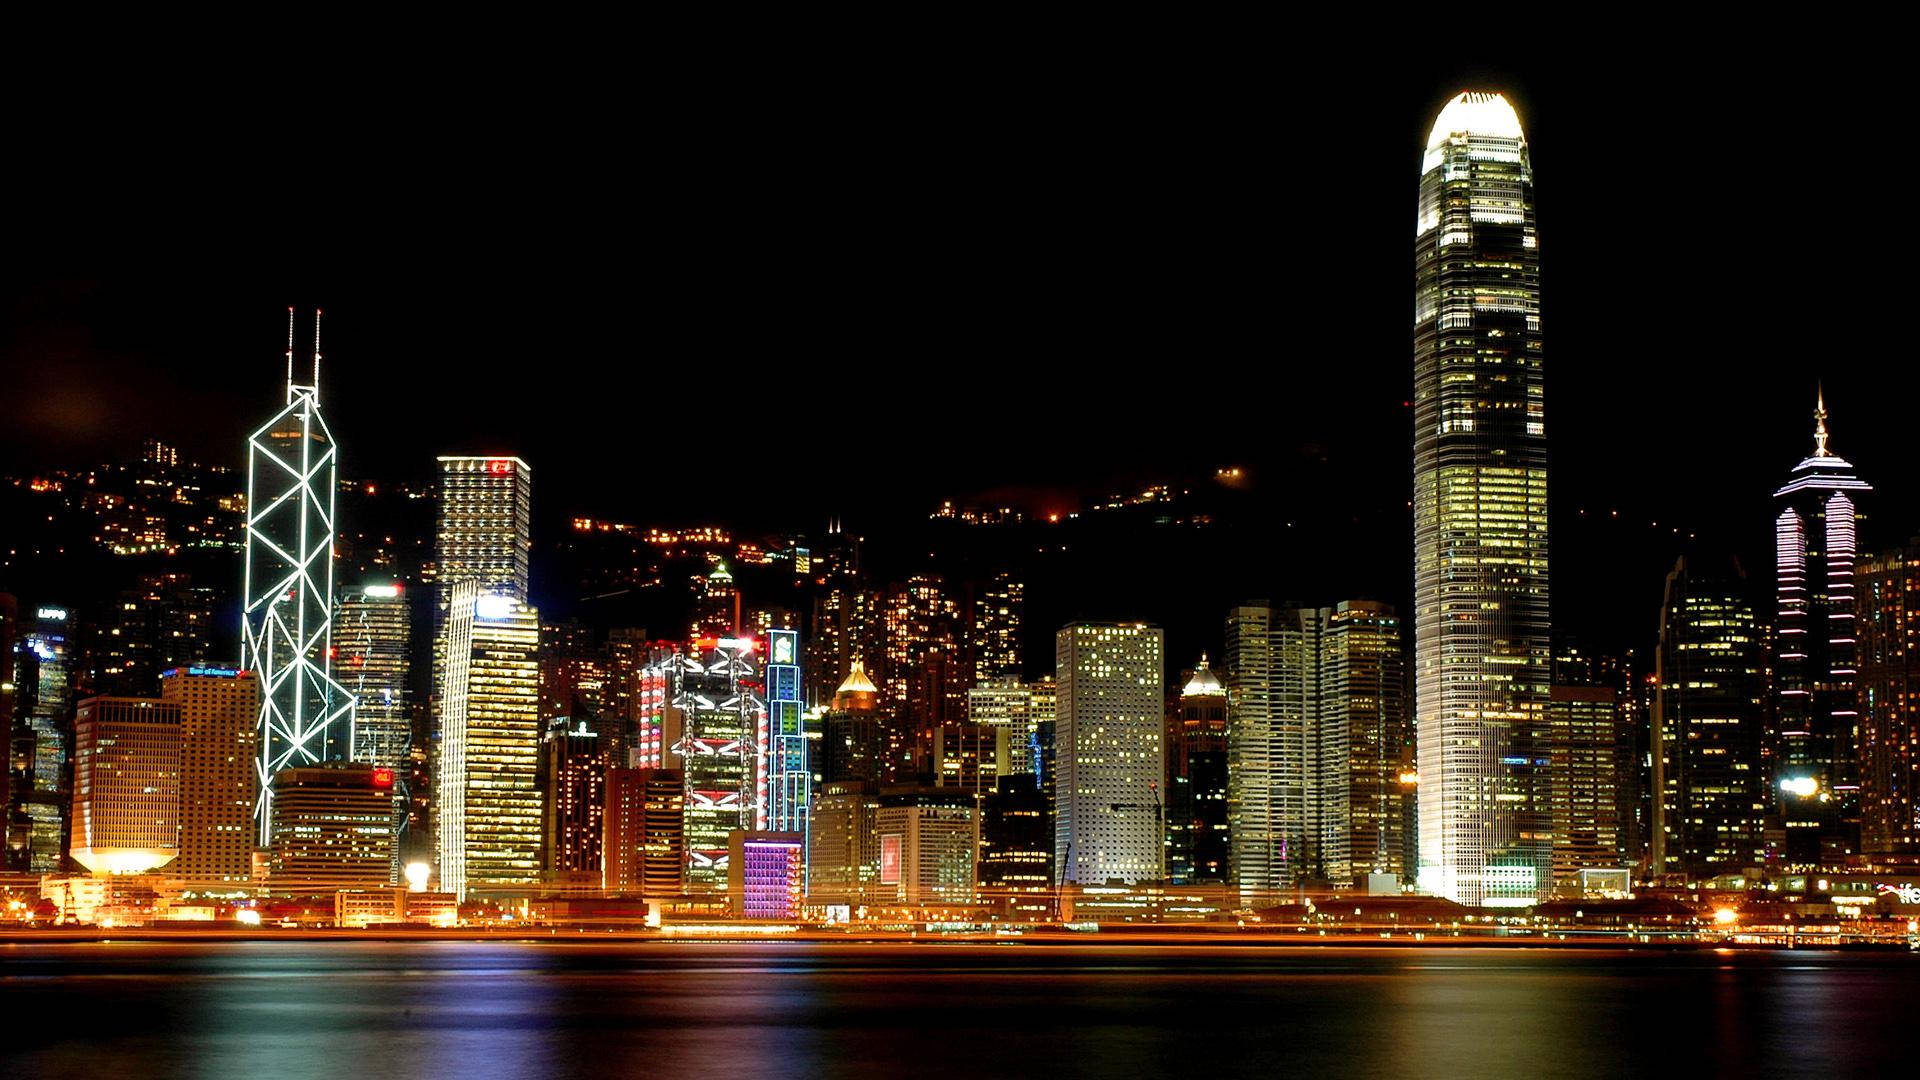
[339,584,412,770]
[670,637,762,892]
[544,716,612,883]
[1651,557,1766,879]
[1855,542,1920,860]
[1227,602,1407,894]
[1773,390,1871,864]
[459,595,542,896]
[763,628,807,838]
[1054,623,1164,885]
[71,696,181,874]
[241,310,357,844]
[16,605,75,872]
[1413,92,1550,906]
[1546,641,1625,883]
[339,582,412,879]
[268,761,396,890]
[434,457,532,601]
[822,660,884,784]
[432,455,539,899]
[1168,658,1229,885]
[162,666,259,883]
[970,572,1024,681]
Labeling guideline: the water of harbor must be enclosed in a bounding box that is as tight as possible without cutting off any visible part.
[2,941,1913,1078]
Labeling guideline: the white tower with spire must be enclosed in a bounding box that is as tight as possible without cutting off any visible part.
[241,308,357,844]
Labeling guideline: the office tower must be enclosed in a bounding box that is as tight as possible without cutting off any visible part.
[604,767,685,895]
[764,628,807,836]
[545,716,612,881]
[969,677,1040,777]
[1652,557,1767,879]
[339,581,412,879]
[71,696,182,874]
[970,572,1024,681]
[1227,602,1409,894]
[1773,390,1872,864]
[1325,602,1410,883]
[1054,623,1165,885]
[434,457,532,600]
[822,660,884,784]
[670,637,761,891]
[540,623,616,739]
[883,574,968,767]
[1170,658,1229,885]
[877,788,978,907]
[1225,604,1281,894]
[604,628,652,756]
[1413,92,1550,907]
[461,595,542,895]
[808,779,881,910]
[91,571,219,697]
[15,605,75,872]
[339,584,412,771]
[432,454,537,899]
[1546,640,1625,884]
[1857,541,1920,859]
[727,829,804,919]
[242,311,357,844]
[160,666,259,883]
[269,762,396,890]
[691,563,740,640]
[979,774,1052,907]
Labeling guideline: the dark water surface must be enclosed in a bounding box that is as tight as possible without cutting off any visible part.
[2,941,1914,1078]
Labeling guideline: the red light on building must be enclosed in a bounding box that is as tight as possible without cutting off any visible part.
[371,768,394,789]
[488,459,514,475]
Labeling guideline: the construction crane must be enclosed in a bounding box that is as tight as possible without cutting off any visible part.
[1109,780,1167,883]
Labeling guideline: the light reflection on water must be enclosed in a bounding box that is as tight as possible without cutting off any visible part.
[2,943,1916,1079]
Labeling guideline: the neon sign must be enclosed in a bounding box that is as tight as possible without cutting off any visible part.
[372,768,395,789]
[1877,884,1920,904]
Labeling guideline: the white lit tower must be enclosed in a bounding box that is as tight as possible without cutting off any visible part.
[1412,93,1550,906]
[241,308,357,845]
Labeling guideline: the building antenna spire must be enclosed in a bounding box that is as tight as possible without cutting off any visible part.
[312,308,324,399]
[285,306,296,403]
[1814,382,1830,457]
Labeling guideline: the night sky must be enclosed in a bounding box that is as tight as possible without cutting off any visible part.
[4,52,1915,661]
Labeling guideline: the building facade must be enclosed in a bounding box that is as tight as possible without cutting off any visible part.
[1054,623,1165,885]
[71,696,182,874]
[1652,558,1767,879]
[1857,541,1920,859]
[1412,92,1550,907]
[1772,392,1871,865]
[269,762,397,890]
[161,666,259,884]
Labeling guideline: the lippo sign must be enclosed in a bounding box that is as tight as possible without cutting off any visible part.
[1876,884,1920,904]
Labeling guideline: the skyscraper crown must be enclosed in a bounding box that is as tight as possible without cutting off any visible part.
[1426,91,1525,149]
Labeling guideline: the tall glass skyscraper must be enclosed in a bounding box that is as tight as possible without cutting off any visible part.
[1773,391,1870,865]
[1412,92,1549,906]
[242,310,356,844]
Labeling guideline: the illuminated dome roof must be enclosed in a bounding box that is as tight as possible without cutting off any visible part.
[1426,91,1524,150]
[1181,655,1224,698]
